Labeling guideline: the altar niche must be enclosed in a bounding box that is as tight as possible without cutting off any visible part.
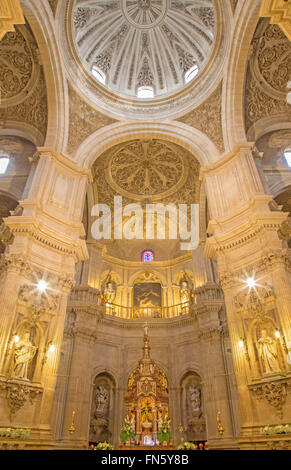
[124,325,169,446]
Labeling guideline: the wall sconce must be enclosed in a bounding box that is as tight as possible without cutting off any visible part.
[14,335,19,343]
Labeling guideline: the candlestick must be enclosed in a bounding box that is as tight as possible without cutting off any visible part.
[69,410,76,435]
[216,411,224,436]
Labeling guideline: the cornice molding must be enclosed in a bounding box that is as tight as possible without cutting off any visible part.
[200,142,255,179]
[37,147,92,182]
[3,216,88,262]
[205,209,289,259]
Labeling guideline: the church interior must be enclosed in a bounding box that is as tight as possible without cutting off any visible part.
[0,0,290,451]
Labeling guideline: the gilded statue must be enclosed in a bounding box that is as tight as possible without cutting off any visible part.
[13,332,37,380]
[103,280,116,304]
[257,328,280,374]
[180,279,191,305]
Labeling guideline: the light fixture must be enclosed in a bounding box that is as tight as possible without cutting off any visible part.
[48,344,55,353]
[0,156,10,175]
[37,280,48,293]
[137,86,154,99]
[91,66,106,85]
[238,340,244,348]
[185,65,199,83]
[14,335,19,343]
[283,149,291,167]
[246,277,256,288]
[275,330,281,339]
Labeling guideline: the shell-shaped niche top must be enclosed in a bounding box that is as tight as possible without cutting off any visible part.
[73,0,215,98]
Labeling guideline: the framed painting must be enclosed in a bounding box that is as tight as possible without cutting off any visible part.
[133,282,162,319]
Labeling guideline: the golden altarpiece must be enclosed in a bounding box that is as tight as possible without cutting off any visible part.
[124,325,170,446]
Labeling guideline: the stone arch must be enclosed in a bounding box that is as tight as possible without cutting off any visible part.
[21,0,68,152]
[73,121,221,170]
[223,0,261,150]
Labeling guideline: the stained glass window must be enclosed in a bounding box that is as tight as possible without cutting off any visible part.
[142,250,154,262]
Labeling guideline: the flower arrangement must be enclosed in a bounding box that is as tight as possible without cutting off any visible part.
[177,442,198,450]
[94,442,114,450]
[0,428,31,439]
[120,416,135,443]
[260,424,291,436]
[157,419,171,444]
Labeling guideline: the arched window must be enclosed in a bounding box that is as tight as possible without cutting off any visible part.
[284,148,291,167]
[0,155,10,175]
[185,65,199,84]
[137,86,154,99]
[141,250,154,262]
[92,66,106,85]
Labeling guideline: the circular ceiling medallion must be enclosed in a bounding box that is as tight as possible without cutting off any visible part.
[121,0,168,29]
[108,139,185,198]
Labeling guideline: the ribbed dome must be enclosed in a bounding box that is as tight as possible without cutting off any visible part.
[73,0,215,98]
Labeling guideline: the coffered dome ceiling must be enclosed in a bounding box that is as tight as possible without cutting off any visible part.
[73,0,215,98]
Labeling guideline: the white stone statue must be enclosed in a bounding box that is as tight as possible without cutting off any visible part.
[188,385,201,413]
[13,332,37,380]
[257,328,280,374]
[95,385,109,414]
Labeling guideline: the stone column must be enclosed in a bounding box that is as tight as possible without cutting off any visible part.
[0,148,89,447]
[203,143,291,449]
[195,284,238,449]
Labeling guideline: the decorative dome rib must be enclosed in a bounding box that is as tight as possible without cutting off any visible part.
[73,0,215,98]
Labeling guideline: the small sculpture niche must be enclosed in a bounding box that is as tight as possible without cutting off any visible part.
[180,373,206,442]
[10,328,38,381]
[89,374,115,444]
[255,324,283,375]
[179,273,193,314]
[102,275,117,315]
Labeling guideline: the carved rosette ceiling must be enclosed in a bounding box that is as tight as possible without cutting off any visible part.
[0,23,48,139]
[73,0,215,98]
[245,21,291,135]
[67,86,117,154]
[178,81,224,152]
[92,138,200,207]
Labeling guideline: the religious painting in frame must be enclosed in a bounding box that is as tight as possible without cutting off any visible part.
[133,282,162,319]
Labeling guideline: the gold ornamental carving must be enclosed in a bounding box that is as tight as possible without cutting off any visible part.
[0,380,42,418]
[0,0,25,41]
[245,21,290,134]
[178,82,225,153]
[0,23,48,137]
[92,138,200,207]
[67,86,116,154]
[249,380,289,418]
[260,0,291,41]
